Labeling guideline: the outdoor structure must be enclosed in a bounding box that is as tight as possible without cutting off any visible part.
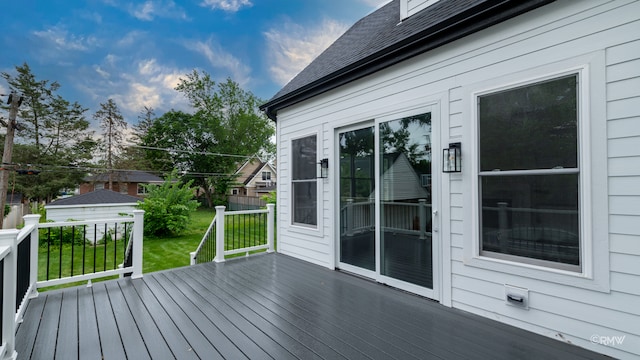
[45,189,140,243]
[79,170,163,198]
[229,157,277,197]
[260,0,640,358]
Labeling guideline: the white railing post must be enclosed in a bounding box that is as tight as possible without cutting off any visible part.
[23,214,41,299]
[214,206,226,263]
[346,199,354,236]
[1,230,20,360]
[266,204,275,253]
[419,199,427,240]
[189,251,197,266]
[131,210,144,279]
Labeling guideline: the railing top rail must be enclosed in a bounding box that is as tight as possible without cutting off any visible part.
[481,206,579,215]
[193,215,217,256]
[225,209,269,216]
[17,223,37,243]
[38,217,135,228]
[0,244,10,260]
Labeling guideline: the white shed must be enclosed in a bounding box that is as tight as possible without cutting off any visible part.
[261,0,640,358]
[45,189,140,243]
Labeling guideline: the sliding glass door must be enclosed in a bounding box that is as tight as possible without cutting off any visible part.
[336,108,437,296]
[338,126,376,272]
[379,113,433,289]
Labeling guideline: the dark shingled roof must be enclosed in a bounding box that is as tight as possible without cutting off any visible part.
[261,0,554,119]
[47,190,140,206]
[85,170,163,183]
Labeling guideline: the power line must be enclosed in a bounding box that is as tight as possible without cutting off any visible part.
[131,145,255,159]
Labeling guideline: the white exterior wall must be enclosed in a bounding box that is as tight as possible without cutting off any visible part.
[276,1,640,358]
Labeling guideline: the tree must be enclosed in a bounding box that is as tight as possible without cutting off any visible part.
[1,63,59,147]
[115,106,155,171]
[137,170,199,236]
[143,71,275,207]
[94,99,127,189]
[1,63,96,202]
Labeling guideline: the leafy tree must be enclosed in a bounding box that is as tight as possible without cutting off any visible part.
[94,99,127,189]
[137,171,199,236]
[143,71,274,207]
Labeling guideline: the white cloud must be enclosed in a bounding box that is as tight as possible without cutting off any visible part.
[32,26,98,51]
[264,18,349,86]
[200,0,252,12]
[106,0,188,21]
[360,0,391,7]
[117,30,147,47]
[184,38,252,86]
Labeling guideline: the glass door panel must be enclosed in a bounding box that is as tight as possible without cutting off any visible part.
[339,126,375,271]
[379,113,433,288]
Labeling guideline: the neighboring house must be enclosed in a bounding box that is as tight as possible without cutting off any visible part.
[229,157,277,197]
[45,189,140,243]
[79,170,163,198]
[260,0,640,358]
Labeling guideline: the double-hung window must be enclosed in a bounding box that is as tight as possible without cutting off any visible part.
[478,74,581,271]
[292,135,318,227]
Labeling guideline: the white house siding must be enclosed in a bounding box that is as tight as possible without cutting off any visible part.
[276,0,640,358]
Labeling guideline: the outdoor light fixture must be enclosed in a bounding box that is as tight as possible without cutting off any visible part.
[319,158,329,178]
[443,142,461,173]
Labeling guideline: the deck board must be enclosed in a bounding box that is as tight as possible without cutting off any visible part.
[55,289,78,360]
[16,253,610,360]
[77,286,102,360]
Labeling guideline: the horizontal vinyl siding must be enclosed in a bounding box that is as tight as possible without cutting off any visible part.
[276,0,640,358]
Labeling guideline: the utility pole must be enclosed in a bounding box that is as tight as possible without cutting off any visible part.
[0,92,21,229]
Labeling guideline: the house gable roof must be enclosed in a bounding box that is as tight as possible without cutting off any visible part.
[84,170,163,183]
[260,0,554,120]
[46,190,140,207]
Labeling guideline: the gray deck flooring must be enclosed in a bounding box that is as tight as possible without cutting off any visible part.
[16,253,608,360]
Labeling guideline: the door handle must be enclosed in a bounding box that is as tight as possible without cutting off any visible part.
[432,210,438,215]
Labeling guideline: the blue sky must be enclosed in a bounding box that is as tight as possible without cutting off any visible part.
[1,0,388,126]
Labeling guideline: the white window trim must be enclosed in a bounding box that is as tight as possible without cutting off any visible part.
[462,53,610,292]
[289,130,323,235]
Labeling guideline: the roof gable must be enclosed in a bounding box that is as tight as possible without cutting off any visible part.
[261,0,554,119]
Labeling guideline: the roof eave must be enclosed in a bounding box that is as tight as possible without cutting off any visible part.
[260,0,555,121]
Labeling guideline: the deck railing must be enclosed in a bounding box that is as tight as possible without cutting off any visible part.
[0,211,144,360]
[191,204,275,265]
[341,199,432,239]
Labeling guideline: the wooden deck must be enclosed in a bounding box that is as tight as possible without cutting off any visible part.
[16,253,608,360]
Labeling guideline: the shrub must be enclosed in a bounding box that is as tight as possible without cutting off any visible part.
[137,170,200,236]
[39,221,87,247]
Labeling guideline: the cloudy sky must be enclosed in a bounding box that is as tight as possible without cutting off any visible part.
[1,0,389,125]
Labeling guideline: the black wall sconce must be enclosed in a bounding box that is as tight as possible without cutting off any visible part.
[318,158,329,178]
[443,142,461,173]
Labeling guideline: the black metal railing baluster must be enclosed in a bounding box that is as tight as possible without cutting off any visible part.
[58,227,63,279]
[113,223,118,270]
[82,225,87,275]
[103,223,108,272]
[93,224,97,273]
[16,234,31,311]
[71,226,75,276]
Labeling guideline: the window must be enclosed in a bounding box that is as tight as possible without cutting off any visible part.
[137,184,148,195]
[232,189,238,195]
[94,183,104,190]
[478,74,580,271]
[262,171,271,181]
[120,183,129,194]
[292,135,317,226]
